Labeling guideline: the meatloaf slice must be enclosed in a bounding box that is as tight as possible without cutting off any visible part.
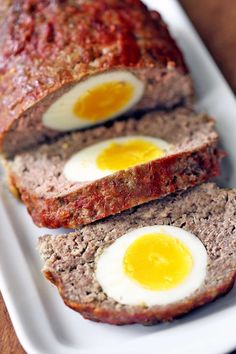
[0,0,193,157]
[38,183,236,325]
[7,108,221,229]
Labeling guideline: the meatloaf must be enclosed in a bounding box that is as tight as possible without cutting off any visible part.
[38,183,236,325]
[0,0,193,157]
[7,108,222,229]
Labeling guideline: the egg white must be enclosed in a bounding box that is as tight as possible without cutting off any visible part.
[95,225,208,306]
[42,71,144,131]
[63,136,172,182]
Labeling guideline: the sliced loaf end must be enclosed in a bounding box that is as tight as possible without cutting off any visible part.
[8,108,222,229]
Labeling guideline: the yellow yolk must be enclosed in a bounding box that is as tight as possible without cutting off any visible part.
[96,139,165,171]
[73,81,134,122]
[123,233,193,291]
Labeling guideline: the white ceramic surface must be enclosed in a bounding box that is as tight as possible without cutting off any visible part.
[0,1,236,353]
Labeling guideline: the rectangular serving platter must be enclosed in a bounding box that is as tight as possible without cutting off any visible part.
[0,1,236,353]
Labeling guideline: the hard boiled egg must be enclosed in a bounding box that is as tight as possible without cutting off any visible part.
[95,225,208,306]
[63,136,172,182]
[42,71,144,131]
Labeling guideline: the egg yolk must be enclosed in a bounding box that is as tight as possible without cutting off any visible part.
[73,81,134,122]
[123,233,193,291]
[96,139,165,171]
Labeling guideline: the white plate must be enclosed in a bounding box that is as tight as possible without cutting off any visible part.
[0,1,236,353]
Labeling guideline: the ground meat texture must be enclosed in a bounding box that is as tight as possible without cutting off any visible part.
[38,183,236,325]
[0,1,11,24]
[7,108,222,229]
[0,0,193,157]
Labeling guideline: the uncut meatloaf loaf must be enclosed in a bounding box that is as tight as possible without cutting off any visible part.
[7,108,221,229]
[0,0,193,156]
[38,183,236,325]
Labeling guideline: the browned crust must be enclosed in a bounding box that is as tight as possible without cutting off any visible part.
[0,0,191,155]
[43,269,236,325]
[9,140,222,228]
